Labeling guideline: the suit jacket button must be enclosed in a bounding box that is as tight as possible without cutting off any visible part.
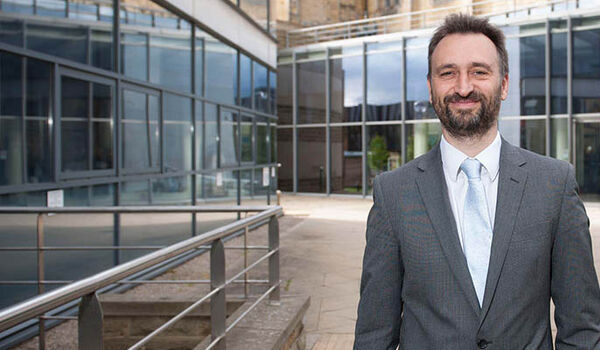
[477,339,489,349]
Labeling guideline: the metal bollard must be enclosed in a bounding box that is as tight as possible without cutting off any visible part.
[78,292,104,350]
[210,239,226,350]
[268,216,280,304]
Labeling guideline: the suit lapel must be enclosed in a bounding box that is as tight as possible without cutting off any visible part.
[478,140,527,327]
[415,145,481,315]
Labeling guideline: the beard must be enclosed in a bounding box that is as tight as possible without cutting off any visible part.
[431,86,502,139]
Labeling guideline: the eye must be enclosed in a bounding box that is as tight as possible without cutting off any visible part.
[473,70,489,76]
[439,71,454,77]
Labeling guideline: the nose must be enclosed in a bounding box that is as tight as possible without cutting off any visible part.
[455,72,474,97]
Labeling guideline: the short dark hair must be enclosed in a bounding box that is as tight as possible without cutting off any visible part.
[428,14,508,78]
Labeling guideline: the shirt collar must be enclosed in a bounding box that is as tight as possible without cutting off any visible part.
[440,132,501,182]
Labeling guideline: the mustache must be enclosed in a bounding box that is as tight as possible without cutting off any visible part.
[443,91,484,104]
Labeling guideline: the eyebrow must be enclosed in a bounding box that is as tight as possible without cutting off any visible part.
[434,62,494,73]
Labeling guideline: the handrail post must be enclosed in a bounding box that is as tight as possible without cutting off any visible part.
[37,213,46,350]
[211,239,226,350]
[78,292,104,350]
[268,216,280,304]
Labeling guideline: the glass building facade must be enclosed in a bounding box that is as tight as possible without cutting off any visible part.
[277,11,600,199]
[0,0,277,310]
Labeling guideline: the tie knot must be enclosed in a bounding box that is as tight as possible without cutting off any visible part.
[460,158,482,180]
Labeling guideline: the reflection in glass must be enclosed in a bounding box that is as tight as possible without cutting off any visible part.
[520,35,545,115]
[367,52,402,121]
[331,126,362,194]
[122,90,159,170]
[27,120,52,183]
[27,23,87,64]
[406,47,436,120]
[551,118,569,161]
[195,101,203,170]
[152,176,191,204]
[0,19,24,47]
[499,118,545,155]
[241,116,253,162]
[254,62,269,112]
[220,110,239,167]
[277,128,292,191]
[367,125,402,193]
[205,103,218,169]
[61,77,88,172]
[120,179,150,205]
[500,35,521,117]
[576,123,600,195]
[277,65,293,124]
[552,32,567,114]
[121,33,148,81]
[257,118,268,164]
[1,0,34,15]
[91,184,115,206]
[405,123,441,162]
[240,54,252,108]
[164,94,192,172]
[62,120,89,172]
[270,125,276,164]
[195,29,206,96]
[206,39,236,105]
[298,61,326,124]
[0,52,23,186]
[573,29,600,113]
[241,169,252,199]
[253,167,269,198]
[269,70,277,114]
[150,33,191,93]
[298,128,325,193]
[0,118,22,185]
[331,56,362,123]
[205,171,237,200]
[26,59,51,118]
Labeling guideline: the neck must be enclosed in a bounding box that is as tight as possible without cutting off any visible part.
[442,125,498,158]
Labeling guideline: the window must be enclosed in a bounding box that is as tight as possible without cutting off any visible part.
[121,88,160,172]
[60,75,114,176]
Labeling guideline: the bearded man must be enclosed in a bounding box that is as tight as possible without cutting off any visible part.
[354,14,600,349]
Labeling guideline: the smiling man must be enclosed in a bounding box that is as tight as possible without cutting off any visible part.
[354,14,600,349]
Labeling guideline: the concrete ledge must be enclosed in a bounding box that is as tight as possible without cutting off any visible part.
[195,295,310,350]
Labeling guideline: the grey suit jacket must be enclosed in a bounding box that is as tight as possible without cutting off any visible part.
[354,140,600,349]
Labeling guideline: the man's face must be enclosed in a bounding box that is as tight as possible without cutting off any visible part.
[427,33,509,139]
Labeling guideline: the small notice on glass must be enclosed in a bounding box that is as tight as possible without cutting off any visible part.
[263,167,270,187]
[47,190,64,208]
[271,167,276,177]
[216,172,223,187]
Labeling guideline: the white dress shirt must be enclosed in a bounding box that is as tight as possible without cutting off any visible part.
[440,132,501,250]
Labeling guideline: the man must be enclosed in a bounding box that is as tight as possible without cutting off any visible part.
[354,14,600,349]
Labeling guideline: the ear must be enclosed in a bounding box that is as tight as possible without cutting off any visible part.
[427,77,433,104]
[500,73,509,100]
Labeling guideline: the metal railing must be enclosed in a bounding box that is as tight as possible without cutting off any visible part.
[284,0,584,47]
[0,205,283,350]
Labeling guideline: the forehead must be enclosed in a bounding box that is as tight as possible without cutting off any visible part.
[431,33,499,70]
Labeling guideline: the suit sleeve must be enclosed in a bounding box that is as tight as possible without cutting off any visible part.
[552,164,600,349]
[354,176,403,350]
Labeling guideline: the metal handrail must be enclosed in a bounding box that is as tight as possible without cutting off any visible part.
[0,205,283,349]
[284,0,582,47]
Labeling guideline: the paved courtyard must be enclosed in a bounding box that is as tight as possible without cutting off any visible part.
[277,194,600,350]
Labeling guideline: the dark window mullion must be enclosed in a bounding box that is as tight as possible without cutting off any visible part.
[88,82,93,171]
[21,56,27,184]
[146,94,153,168]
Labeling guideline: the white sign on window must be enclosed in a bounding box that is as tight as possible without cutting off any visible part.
[263,167,270,187]
[271,167,276,177]
[47,190,64,208]
[216,172,223,187]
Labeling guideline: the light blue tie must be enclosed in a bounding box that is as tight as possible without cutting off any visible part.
[460,158,493,307]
